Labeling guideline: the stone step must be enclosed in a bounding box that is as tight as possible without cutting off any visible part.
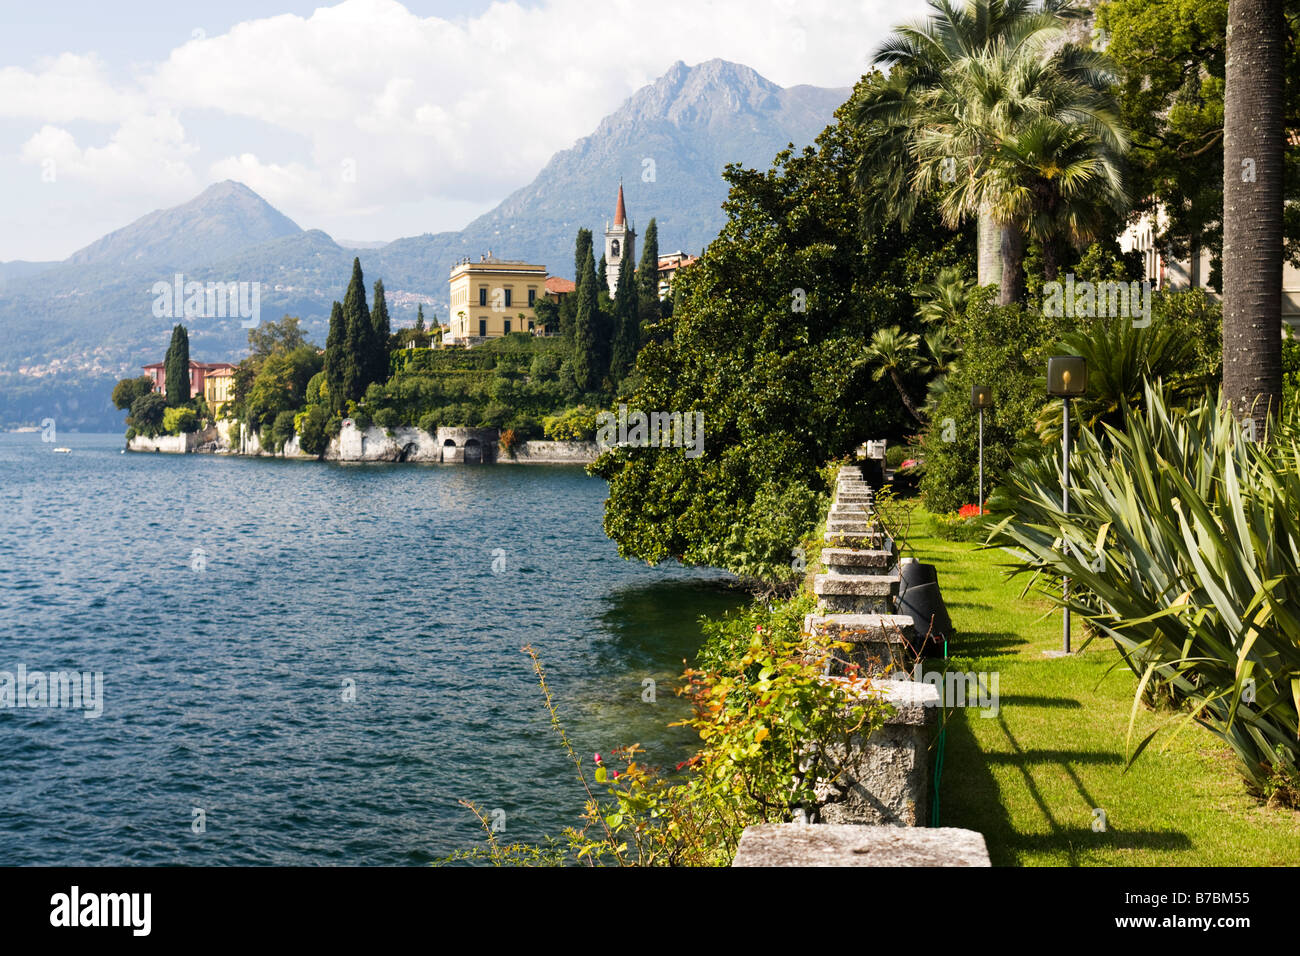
[805,612,916,676]
[815,571,898,614]
[813,573,898,598]
[827,519,874,532]
[820,547,893,570]
[823,530,888,548]
[732,825,991,867]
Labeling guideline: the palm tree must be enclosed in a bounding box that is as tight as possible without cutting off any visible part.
[906,45,1127,298]
[914,265,973,325]
[863,326,925,422]
[856,0,1126,304]
[1221,0,1285,433]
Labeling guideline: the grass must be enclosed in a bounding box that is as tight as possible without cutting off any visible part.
[907,507,1300,866]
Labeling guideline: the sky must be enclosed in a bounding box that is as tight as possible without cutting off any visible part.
[0,0,932,261]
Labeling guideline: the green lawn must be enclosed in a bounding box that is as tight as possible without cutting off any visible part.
[911,509,1300,866]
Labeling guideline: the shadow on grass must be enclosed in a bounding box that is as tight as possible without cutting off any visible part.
[938,710,1192,865]
[949,630,1023,659]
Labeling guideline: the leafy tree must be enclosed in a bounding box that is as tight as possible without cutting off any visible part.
[112,376,154,411]
[1096,0,1300,282]
[248,314,307,358]
[129,392,167,436]
[295,405,332,458]
[594,80,969,584]
[636,217,661,332]
[163,323,191,407]
[269,410,298,453]
[247,345,324,435]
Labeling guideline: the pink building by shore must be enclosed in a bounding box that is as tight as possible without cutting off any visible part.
[143,360,236,400]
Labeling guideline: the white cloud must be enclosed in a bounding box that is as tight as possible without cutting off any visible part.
[19,110,199,195]
[2,0,928,257]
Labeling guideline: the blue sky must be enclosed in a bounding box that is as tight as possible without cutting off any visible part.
[0,0,926,261]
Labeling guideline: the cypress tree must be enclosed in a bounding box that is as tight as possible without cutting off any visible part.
[415,304,426,333]
[324,301,346,414]
[163,323,190,407]
[610,257,639,382]
[571,248,604,393]
[574,228,593,283]
[598,254,608,292]
[341,258,370,404]
[636,217,661,331]
[370,279,391,385]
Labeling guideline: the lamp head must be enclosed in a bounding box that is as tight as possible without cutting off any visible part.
[1047,356,1088,397]
[970,385,993,409]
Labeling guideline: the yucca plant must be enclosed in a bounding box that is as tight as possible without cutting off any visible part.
[987,383,1300,803]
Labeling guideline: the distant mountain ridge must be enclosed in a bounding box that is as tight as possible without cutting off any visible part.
[0,58,849,429]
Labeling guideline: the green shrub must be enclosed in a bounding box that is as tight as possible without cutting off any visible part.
[417,412,439,435]
[991,383,1300,805]
[931,511,991,542]
[542,405,598,441]
[162,406,199,435]
[269,409,297,452]
[295,405,331,458]
[128,392,166,436]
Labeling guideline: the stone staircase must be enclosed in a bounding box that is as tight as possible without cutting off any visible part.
[733,458,989,867]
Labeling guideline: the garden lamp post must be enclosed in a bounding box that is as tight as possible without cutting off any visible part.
[1047,356,1088,653]
[970,386,993,514]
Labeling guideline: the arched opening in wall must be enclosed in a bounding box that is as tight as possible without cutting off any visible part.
[442,438,457,463]
[398,442,417,462]
[464,438,482,464]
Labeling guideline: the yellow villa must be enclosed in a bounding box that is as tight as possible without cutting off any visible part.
[447,256,547,344]
[203,366,236,416]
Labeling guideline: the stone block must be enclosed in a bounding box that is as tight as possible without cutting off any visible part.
[732,824,991,867]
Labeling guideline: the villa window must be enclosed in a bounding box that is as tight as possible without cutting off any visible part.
[504,319,512,334]
[479,318,487,337]
[504,288,512,307]
[478,288,487,306]
[527,289,536,306]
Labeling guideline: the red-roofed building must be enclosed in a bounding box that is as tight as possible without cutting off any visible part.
[544,276,575,302]
[143,360,237,402]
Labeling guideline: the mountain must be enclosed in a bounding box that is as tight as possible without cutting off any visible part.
[376,59,847,290]
[0,59,848,430]
[65,180,303,269]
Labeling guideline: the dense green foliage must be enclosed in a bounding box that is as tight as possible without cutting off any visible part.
[111,376,153,412]
[920,272,1222,513]
[594,80,970,585]
[1096,0,1300,278]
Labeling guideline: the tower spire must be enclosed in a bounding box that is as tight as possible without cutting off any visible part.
[614,181,627,227]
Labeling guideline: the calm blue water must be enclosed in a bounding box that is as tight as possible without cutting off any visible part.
[0,432,742,865]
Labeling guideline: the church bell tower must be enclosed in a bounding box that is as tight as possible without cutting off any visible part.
[604,182,636,298]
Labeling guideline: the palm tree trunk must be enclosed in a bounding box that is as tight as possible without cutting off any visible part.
[977,209,1004,288]
[998,225,1027,305]
[888,368,924,423]
[1222,0,1285,434]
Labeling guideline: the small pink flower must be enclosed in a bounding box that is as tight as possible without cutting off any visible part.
[613,771,621,779]
[594,753,602,763]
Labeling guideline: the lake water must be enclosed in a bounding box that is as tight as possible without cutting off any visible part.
[0,432,743,865]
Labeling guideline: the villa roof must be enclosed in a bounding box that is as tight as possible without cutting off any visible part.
[545,276,576,294]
